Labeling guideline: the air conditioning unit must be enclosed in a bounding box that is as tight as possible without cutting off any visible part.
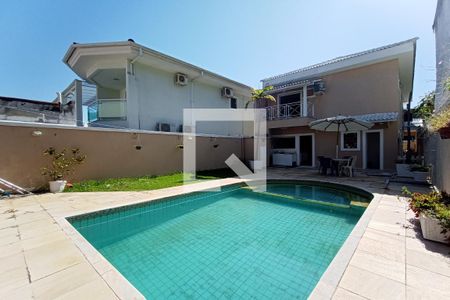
[313,81,326,95]
[157,123,171,132]
[221,87,234,98]
[175,73,188,86]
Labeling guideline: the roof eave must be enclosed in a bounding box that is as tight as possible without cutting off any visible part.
[63,41,253,94]
[261,38,418,85]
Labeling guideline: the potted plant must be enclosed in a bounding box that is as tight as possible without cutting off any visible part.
[245,86,276,108]
[409,164,430,183]
[403,188,450,244]
[428,106,450,139]
[41,147,86,193]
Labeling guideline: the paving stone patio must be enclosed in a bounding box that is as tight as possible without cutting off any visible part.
[0,169,448,299]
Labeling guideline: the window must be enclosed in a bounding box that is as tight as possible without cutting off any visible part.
[279,92,300,105]
[230,98,237,109]
[341,132,360,151]
[272,137,295,149]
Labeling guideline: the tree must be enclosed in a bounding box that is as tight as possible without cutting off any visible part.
[413,91,435,119]
[245,86,276,108]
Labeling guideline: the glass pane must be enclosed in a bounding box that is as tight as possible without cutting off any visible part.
[98,100,127,118]
[279,93,300,105]
[343,133,358,149]
[272,137,295,149]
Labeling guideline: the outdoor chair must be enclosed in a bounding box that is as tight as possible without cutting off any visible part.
[317,156,324,174]
[318,156,331,175]
[341,156,357,177]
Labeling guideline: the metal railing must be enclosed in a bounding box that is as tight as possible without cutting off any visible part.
[87,99,127,122]
[266,101,314,120]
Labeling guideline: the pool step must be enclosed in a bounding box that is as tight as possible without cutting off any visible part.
[250,190,352,209]
[350,201,370,208]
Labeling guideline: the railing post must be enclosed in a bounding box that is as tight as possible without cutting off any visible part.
[75,80,83,126]
[302,86,308,117]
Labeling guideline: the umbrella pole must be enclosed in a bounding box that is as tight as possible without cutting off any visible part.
[336,123,340,158]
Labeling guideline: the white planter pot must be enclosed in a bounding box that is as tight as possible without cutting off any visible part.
[396,164,414,177]
[49,180,67,193]
[419,213,449,244]
[413,171,429,182]
[249,160,263,171]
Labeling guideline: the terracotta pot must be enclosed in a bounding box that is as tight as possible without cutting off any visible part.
[438,127,450,139]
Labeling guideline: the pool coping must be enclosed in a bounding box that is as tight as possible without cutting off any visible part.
[57,178,377,299]
[57,178,245,299]
[308,184,381,299]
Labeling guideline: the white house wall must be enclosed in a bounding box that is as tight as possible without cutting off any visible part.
[126,62,249,136]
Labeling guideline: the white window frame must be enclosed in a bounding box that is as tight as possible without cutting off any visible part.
[271,133,315,167]
[340,131,360,151]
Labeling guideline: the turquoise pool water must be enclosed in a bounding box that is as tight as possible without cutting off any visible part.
[69,181,371,299]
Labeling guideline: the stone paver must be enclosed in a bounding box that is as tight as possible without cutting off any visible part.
[0,170,448,299]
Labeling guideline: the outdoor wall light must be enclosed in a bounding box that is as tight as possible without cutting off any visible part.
[213,144,219,148]
[176,144,184,149]
[135,145,142,150]
[32,130,43,136]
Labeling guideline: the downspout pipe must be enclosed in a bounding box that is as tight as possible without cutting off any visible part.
[129,47,143,129]
[406,41,417,164]
[130,47,143,75]
[190,71,204,108]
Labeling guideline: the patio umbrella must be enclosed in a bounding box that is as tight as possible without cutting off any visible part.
[309,115,374,158]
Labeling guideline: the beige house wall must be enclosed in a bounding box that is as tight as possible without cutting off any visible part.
[312,59,402,118]
[270,122,398,170]
[268,60,403,170]
[0,123,245,191]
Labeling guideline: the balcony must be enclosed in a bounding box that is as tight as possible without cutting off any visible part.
[266,101,314,120]
[87,99,127,122]
[264,101,314,129]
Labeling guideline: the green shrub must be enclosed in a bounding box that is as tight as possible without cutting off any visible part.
[41,147,86,181]
[409,164,430,172]
[403,188,450,235]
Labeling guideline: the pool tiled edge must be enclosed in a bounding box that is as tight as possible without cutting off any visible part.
[60,177,375,299]
[309,191,381,299]
[57,178,245,300]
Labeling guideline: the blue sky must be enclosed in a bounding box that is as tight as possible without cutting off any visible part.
[0,0,437,106]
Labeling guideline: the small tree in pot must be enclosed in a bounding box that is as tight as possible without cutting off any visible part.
[41,147,86,193]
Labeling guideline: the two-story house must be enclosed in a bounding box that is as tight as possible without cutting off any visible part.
[62,39,253,136]
[260,38,417,170]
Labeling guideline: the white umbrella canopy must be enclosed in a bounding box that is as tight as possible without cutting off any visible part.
[309,115,374,158]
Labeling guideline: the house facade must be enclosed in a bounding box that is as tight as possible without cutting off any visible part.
[0,95,75,125]
[433,0,450,113]
[259,38,417,170]
[427,0,450,191]
[63,40,252,136]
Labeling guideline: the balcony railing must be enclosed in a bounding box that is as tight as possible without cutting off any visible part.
[266,101,314,120]
[87,99,127,122]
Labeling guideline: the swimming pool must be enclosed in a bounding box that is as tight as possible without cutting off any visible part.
[69,181,372,299]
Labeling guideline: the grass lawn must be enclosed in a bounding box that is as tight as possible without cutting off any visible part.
[65,169,236,192]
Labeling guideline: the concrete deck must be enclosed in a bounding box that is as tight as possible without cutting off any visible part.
[0,169,449,299]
